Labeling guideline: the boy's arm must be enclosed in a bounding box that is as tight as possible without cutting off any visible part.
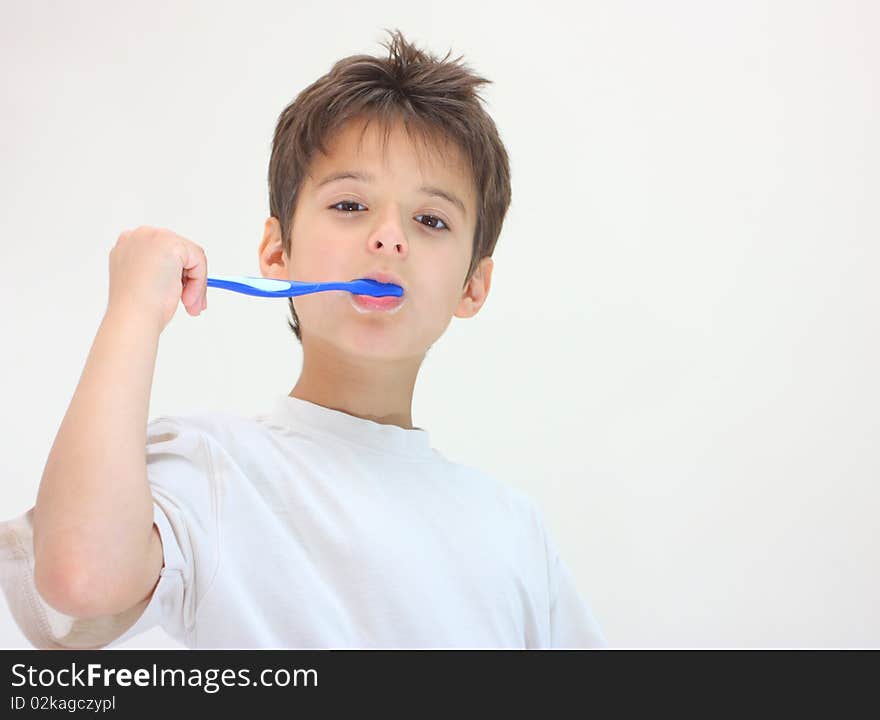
[32,306,164,619]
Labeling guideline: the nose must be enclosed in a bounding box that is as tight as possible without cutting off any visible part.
[367,208,409,258]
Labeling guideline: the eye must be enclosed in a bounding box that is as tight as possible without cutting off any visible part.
[415,214,450,231]
[330,200,367,213]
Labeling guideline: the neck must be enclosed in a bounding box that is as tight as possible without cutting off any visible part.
[290,333,423,430]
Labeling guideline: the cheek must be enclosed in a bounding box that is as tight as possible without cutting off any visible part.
[289,235,348,281]
[416,274,463,319]
[287,236,352,321]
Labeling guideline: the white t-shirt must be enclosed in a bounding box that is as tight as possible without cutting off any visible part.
[0,395,607,649]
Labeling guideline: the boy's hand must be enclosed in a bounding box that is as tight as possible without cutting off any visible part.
[108,225,208,332]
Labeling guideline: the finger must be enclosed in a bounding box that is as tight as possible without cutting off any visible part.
[180,242,207,309]
[114,229,131,249]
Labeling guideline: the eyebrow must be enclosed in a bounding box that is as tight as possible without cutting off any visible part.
[315,170,467,217]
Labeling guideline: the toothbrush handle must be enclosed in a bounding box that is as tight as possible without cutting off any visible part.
[205,276,351,298]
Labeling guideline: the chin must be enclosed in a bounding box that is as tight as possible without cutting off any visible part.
[337,319,433,362]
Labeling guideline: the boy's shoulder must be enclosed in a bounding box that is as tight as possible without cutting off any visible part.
[442,458,546,526]
[147,408,257,435]
[145,408,264,455]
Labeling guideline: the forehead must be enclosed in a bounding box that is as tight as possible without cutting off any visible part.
[308,115,475,199]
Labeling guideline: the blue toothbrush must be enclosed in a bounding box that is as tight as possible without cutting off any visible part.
[205,275,403,298]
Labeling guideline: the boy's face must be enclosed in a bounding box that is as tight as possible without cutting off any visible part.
[261,115,493,360]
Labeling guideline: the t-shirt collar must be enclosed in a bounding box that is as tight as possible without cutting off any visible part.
[267,394,435,461]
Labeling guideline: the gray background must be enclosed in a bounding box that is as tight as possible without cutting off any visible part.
[1,0,877,648]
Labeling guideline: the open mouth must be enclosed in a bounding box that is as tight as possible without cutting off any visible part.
[349,293,406,314]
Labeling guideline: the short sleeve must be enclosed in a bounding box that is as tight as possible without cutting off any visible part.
[543,521,608,649]
[0,415,221,649]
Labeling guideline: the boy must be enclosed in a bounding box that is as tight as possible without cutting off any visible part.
[0,30,606,649]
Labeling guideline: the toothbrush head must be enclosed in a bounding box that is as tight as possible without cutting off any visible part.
[349,278,404,297]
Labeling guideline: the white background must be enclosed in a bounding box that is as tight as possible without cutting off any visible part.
[1,0,877,649]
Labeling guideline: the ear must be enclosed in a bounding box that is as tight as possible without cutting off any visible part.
[259,216,289,279]
[454,256,494,319]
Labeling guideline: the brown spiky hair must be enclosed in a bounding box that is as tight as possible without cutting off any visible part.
[267,28,512,342]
